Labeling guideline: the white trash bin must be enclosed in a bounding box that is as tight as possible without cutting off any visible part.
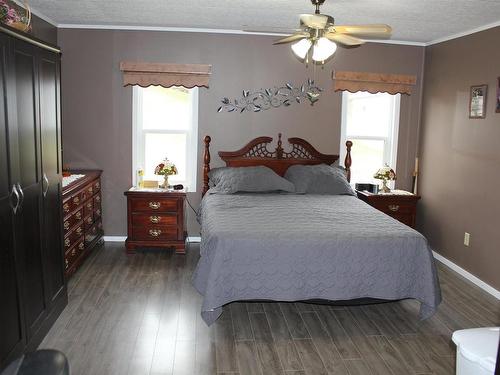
[452,327,499,375]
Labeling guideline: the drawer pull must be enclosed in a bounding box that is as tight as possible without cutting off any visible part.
[73,196,80,204]
[150,215,161,224]
[75,211,82,219]
[388,204,400,212]
[76,227,83,235]
[78,242,84,250]
[96,209,101,216]
[149,201,161,210]
[95,182,100,189]
[87,203,92,209]
[95,196,100,202]
[149,229,162,237]
[64,221,70,229]
[88,187,93,194]
[65,259,68,269]
[64,238,71,247]
[71,248,76,256]
[87,217,93,224]
[63,203,70,212]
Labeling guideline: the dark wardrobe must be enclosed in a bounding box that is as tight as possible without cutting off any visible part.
[0,27,67,369]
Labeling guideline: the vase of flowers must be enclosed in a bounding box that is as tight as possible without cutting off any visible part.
[154,157,177,189]
[0,1,31,32]
[373,164,396,193]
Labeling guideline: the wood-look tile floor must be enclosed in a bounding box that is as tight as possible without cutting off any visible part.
[40,242,500,375]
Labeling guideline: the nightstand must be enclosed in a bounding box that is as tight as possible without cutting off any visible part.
[124,188,187,254]
[356,190,421,228]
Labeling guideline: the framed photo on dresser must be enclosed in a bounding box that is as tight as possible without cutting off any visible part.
[469,84,488,119]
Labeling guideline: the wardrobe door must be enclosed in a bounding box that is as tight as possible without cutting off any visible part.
[0,34,24,368]
[39,49,65,304]
[11,39,46,340]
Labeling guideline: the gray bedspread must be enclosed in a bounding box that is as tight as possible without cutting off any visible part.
[192,193,441,325]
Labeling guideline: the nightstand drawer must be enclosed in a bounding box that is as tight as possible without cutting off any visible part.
[356,190,420,229]
[132,225,178,241]
[370,201,415,214]
[132,213,177,226]
[130,197,178,212]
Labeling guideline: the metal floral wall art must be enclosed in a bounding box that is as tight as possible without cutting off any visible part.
[218,79,323,113]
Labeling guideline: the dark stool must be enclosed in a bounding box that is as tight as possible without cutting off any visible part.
[1,350,69,375]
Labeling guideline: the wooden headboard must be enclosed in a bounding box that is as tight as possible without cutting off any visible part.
[202,134,352,196]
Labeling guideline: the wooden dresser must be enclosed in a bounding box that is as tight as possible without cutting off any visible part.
[356,190,420,228]
[124,188,186,254]
[62,171,104,278]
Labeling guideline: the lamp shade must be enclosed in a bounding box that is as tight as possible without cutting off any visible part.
[291,38,312,60]
[312,37,337,62]
[373,165,396,181]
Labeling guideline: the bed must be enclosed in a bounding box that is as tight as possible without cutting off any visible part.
[192,134,441,325]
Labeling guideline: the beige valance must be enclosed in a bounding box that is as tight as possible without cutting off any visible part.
[332,71,417,95]
[120,62,212,88]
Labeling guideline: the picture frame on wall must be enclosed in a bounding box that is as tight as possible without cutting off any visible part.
[496,78,500,113]
[469,84,488,119]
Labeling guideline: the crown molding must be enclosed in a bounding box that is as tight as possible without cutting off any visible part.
[57,24,287,36]
[426,19,500,46]
[57,23,427,46]
[365,39,426,47]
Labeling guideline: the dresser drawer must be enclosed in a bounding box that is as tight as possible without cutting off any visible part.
[85,219,102,245]
[131,213,177,226]
[65,239,84,268]
[85,183,94,197]
[84,199,93,217]
[70,190,85,209]
[94,201,102,219]
[63,207,83,234]
[132,225,178,241]
[84,213,94,230]
[64,222,84,250]
[130,197,178,213]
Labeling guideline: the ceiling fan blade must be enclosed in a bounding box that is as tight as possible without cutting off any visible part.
[331,24,392,37]
[325,33,365,46]
[273,32,309,45]
[300,13,329,29]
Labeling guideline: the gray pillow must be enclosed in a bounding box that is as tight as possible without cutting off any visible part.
[208,166,295,194]
[284,164,355,195]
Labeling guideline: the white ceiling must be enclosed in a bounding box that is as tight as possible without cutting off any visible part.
[29,0,500,44]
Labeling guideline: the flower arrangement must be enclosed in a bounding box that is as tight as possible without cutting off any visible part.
[373,164,396,193]
[0,0,31,32]
[154,157,177,188]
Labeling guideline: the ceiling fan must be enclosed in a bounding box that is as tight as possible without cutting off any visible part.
[274,0,392,65]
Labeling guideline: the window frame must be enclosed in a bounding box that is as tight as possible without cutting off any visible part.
[340,91,401,184]
[132,86,199,190]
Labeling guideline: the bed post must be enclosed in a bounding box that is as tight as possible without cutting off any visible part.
[345,140,352,183]
[202,135,211,196]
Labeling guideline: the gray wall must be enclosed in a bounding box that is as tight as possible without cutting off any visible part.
[418,27,500,290]
[58,29,425,236]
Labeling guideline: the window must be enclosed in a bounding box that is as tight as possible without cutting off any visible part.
[340,91,401,185]
[133,86,198,190]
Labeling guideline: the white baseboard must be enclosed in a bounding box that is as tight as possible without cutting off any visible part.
[103,236,127,242]
[432,251,500,300]
[103,235,201,243]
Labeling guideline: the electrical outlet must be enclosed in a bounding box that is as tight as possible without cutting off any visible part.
[464,232,470,247]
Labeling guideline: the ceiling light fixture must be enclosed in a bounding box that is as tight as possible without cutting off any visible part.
[275,0,392,67]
